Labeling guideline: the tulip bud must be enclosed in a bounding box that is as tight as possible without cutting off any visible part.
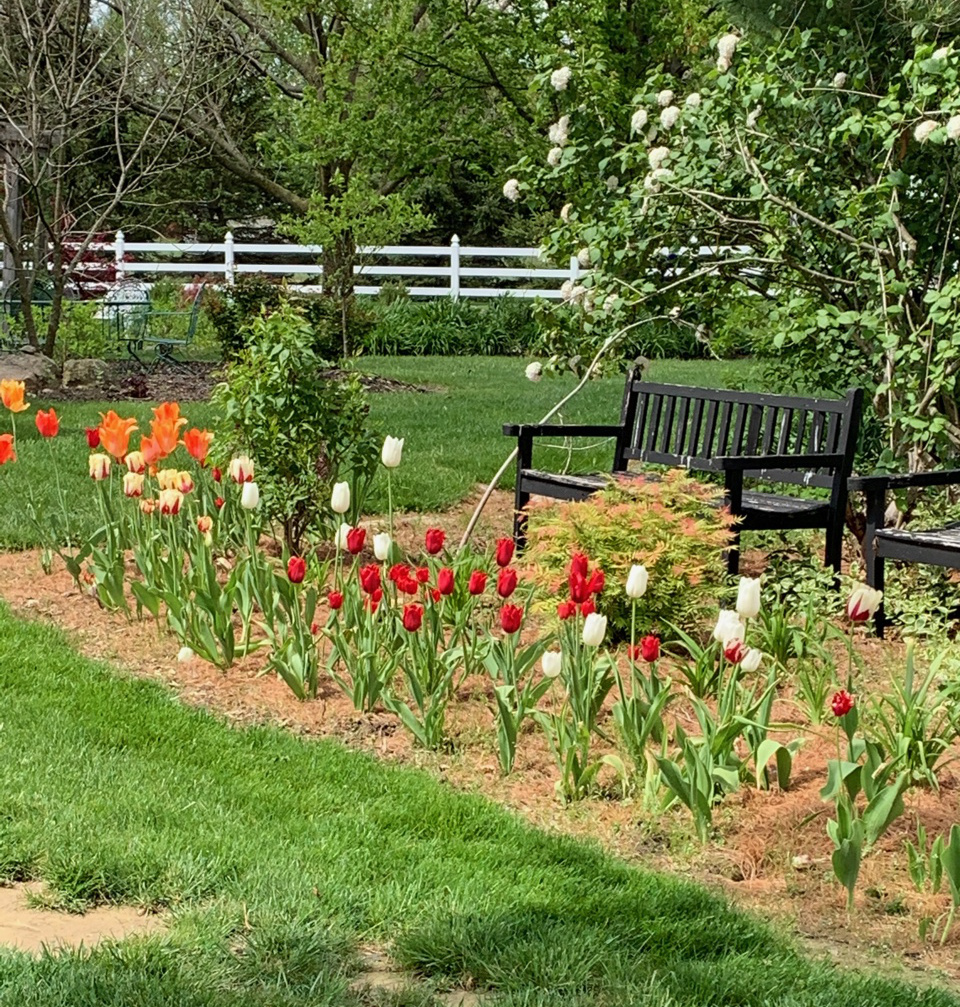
[178,471,195,494]
[287,556,306,583]
[437,567,455,596]
[336,523,351,550]
[124,451,146,474]
[212,466,222,483]
[381,435,404,469]
[215,496,225,510]
[140,498,156,515]
[639,634,660,662]
[847,585,882,623]
[541,650,562,678]
[240,482,260,510]
[88,453,111,480]
[740,648,763,673]
[499,603,524,634]
[625,564,649,599]
[328,591,344,610]
[468,570,487,595]
[331,481,351,515]
[582,612,607,647]
[85,426,101,449]
[713,609,744,646]
[123,472,144,498]
[736,577,762,620]
[346,527,366,555]
[197,515,213,535]
[495,537,515,568]
[156,468,179,491]
[374,532,392,561]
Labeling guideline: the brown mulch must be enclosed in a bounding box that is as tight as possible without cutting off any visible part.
[50,361,438,403]
[0,491,958,988]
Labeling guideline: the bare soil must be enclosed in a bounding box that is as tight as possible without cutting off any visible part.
[0,489,958,988]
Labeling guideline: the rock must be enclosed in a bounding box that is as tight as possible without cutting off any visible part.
[62,357,108,388]
[0,352,60,394]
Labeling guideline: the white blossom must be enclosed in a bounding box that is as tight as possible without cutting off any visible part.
[914,118,939,143]
[746,106,762,129]
[547,146,563,166]
[648,146,670,170]
[560,202,573,222]
[652,167,673,182]
[562,282,587,304]
[502,178,520,201]
[717,33,739,61]
[713,609,744,645]
[177,646,195,663]
[660,105,681,129]
[685,92,702,107]
[551,66,573,91]
[669,305,681,320]
[525,361,543,382]
[625,564,649,598]
[832,72,848,89]
[577,247,592,267]
[643,173,661,193]
[717,55,731,73]
[630,108,648,133]
[560,279,574,300]
[603,293,619,313]
[541,651,562,678]
[741,648,763,673]
[605,175,619,191]
[657,89,675,107]
[934,46,951,61]
[948,114,960,140]
[548,115,570,146]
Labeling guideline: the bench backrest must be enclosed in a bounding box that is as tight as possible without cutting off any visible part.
[615,374,862,490]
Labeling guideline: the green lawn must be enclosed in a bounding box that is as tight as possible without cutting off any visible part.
[0,356,758,549]
[0,605,953,1006]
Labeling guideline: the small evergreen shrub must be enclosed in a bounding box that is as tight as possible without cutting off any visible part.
[523,469,736,639]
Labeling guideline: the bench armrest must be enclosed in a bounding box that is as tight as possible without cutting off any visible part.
[503,423,622,439]
[717,452,845,471]
[848,469,960,492]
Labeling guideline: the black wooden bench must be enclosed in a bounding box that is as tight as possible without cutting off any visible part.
[849,469,960,636]
[504,369,863,575]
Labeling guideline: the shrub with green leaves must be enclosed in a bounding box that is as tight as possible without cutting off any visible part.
[212,303,379,552]
[523,469,735,639]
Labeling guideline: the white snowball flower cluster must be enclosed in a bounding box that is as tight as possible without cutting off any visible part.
[547,146,563,166]
[934,46,951,61]
[660,105,681,129]
[630,108,648,133]
[605,175,619,191]
[502,178,520,201]
[914,119,939,143]
[577,247,592,267]
[657,89,675,107]
[746,106,762,129]
[685,92,702,107]
[560,202,573,222]
[525,361,542,382]
[717,32,738,72]
[832,72,848,88]
[648,145,670,170]
[948,115,960,140]
[551,66,572,91]
[560,281,587,304]
[548,115,570,146]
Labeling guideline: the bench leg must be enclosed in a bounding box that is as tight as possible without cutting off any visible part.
[824,523,843,581]
[724,534,740,576]
[862,487,886,637]
[513,431,533,553]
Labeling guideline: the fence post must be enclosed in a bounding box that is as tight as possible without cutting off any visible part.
[449,234,460,300]
[115,230,125,283]
[568,254,580,286]
[224,230,236,286]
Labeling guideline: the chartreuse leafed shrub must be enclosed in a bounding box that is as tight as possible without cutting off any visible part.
[523,470,735,639]
[212,303,379,552]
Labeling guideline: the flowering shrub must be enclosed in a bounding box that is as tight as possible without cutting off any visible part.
[523,469,735,638]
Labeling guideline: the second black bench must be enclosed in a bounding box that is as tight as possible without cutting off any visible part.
[504,370,863,575]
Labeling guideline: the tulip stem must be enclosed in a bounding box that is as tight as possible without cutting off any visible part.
[386,471,394,542]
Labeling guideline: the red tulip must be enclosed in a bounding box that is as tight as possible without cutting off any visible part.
[570,552,589,578]
[35,408,59,438]
[468,570,487,595]
[627,644,642,662]
[437,568,455,595]
[640,635,660,662]
[85,426,100,448]
[588,568,605,595]
[359,563,381,595]
[580,599,596,617]
[431,588,442,603]
[424,527,446,555]
[346,527,366,555]
[557,600,576,620]
[287,556,306,583]
[569,571,589,603]
[831,690,855,717]
[366,588,383,613]
[723,638,747,664]
[499,603,524,634]
[495,537,515,568]
[215,496,225,510]
[388,563,410,583]
[416,566,430,584]
[0,434,15,465]
[310,621,320,635]
[403,603,424,631]
[497,567,518,599]
[328,591,344,610]
[212,466,222,483]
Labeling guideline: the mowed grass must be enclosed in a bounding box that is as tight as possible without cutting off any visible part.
[0,356,758,548]
[0,606,954,1006]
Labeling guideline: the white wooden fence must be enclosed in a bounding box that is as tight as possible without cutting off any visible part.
[105,232,579,300]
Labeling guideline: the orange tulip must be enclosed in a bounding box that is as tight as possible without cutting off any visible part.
[149,402,187,457]
[152,401,184,428]
[98,410,138,461]
[140,434,164,468]
[0,433,15,465]
[0,380,28,413]
[140,498,157,515]
[35,408,59,438]
[182,427,214,465]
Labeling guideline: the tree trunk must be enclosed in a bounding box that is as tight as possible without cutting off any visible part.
[321,230,356,358]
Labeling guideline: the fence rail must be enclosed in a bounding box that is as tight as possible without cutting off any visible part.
[93,232,578,300]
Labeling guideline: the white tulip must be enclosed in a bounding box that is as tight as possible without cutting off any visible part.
[740,648,763,673]
[542,651,562,678]
[847,584,883,622]
[625,564,649,599]
[374,532,392,561]
[713,609,744,645]
[330,480,351,514]
[336,522,351,550]
[582,612,607,647]
[240,482,260,510]
[381,436,404,468]
[525,361,542,382]
[736,577,762,620]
